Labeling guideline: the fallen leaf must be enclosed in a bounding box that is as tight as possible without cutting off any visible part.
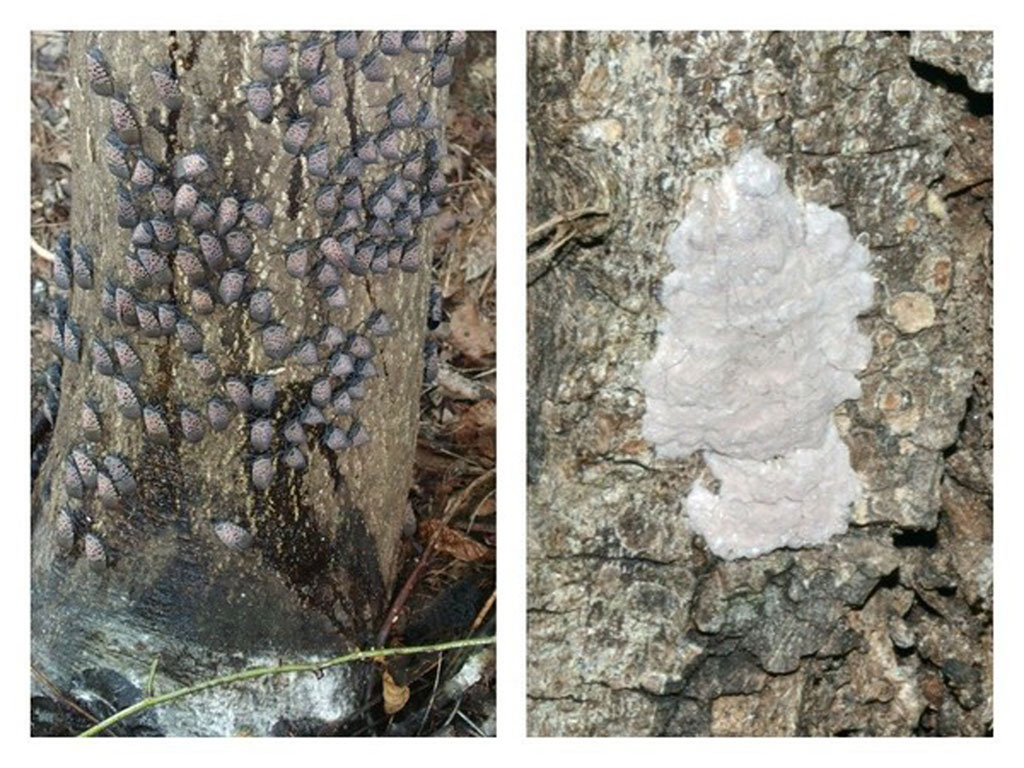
[419,519,492,562]
[382,670,410,715]
[448,301,494,364]
[452,400,495,460]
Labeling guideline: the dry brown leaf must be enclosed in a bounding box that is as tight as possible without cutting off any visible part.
[382,670,410,715]
[452,400,495,460]
[419,519,492,562]
[448,301,495,364]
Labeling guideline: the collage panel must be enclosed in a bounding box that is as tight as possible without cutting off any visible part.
[29,30,495,737]
[527,30,992,737]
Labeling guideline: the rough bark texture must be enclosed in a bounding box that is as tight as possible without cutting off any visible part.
[527,31,991,736]
[32,30,459,736]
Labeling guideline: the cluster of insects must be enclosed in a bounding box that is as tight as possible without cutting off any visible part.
[50,32,462,567]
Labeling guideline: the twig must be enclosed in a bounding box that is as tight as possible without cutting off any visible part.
[30,236,56,263]
[76,636,495,738]
[30,664,104,730]
[415,653,445,736]
[527,206,609,244]
[469,589,496,634]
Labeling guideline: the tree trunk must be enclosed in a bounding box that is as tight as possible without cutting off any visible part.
[527,31,991,736]
[32,30,459,736]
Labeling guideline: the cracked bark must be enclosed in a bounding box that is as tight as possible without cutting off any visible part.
[32,31,453,736]
[527,31,991,737]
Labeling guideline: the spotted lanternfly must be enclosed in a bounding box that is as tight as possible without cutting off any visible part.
[150,217,177,252]
[198,232,226,271]
[175,246,206,284]
[431,52,455,88]
[329,350,354,378]
[52,244,72,290]
[377,128,402,161]
[49,319,63,359]
[393,212,413,239]
[348,420,371,447]
[424,137,443,164]
[283,417,308,445]
[282,116,312,155]
[424,338,439,382]
[112,337,142,380]
[83,532,107,570]
[282,446,307,470]
[113,377,141,419]
[314,184,340,217]
[306,377,331,408]
[142,404,170,444]
[85,47,114,96]
[381,174,408,204]
[347,334,375,359]
[249,290,273,325]
[115,184,138,228]
[206,397,233,431]
[250,418,275,452]
[366,309,393,337]
[335,150,363,179]
[370,249,389,274]
[216,269,245,305]
[360,51,388,82]
[251,376,276,412]
[318,236,345,266]
[446,31,468,56]
[324,285,348,309]
[355,358,379,380]
[135,302,161,337]
[115,285,138,326]
[103,454,137,497]
[306,142,330,179]
[334,31,359,60]
[224,230,253,263]
[368,191,395,220]
[260,38,290,80]
[190,352,219,383]
[400,241,422,272]
[323,424,350,451]
[407,193,422,220]
[354,134,380,164]
[214,520,253,551]
[101,280,117,321]
[308,74,332,107]
[427,167,448,197]
[386,94,413,128]
[215,196,240,236]
[241,200,272,229]
[251,455,274,490]
[346,375,367,401]
[71,447,98,490]
[109,94,141,144]
[173,183,199,219]
[222,379,250,415]
[62,319,82,362]
[378,31,403,56]
[137,247,172,285]
[104,131,133,179]
[348,242,374,275]
[190,197,215,230]
[131,222,155,251]
[421,195,441,218]
[150,65,183,110]
[131,156,158,190]
[191,286,215,315]
[82,399,102,440]
[301,404,326,426]
[156,303,178,335]
[312,262,339,290]
[95,470,120,511]
[292,338,319,366]
[331,388,353,414]
[320,324,346,349]
[335,207,364,232]
[402,31,430,54]
[285,242,312,278]
[176,317,206,352]
[245,81,275,122]
[260,324,291,361]
[174,150,210,182]
[337,182,361,212]
[367,217,392,239]
[415,103,440,130]
[64,456,84,499]
[54,506,77,553]
[180,407,206,443]
[297,37,324,81]
[402,151,425,183]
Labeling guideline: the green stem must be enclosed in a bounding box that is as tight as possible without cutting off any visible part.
[77,635,495,737]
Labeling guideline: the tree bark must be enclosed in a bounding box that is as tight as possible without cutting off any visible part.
[527,31,991,737]
[32,30,458,736]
